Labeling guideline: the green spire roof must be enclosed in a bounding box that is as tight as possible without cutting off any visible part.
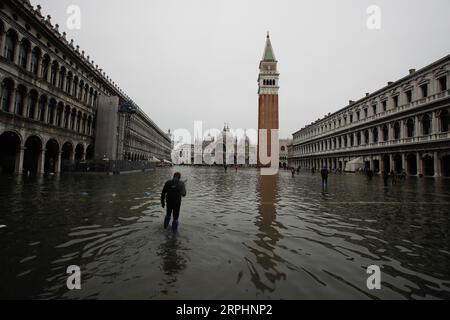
[262,32,276,62]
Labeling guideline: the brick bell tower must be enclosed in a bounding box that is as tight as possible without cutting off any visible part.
[258,32,279,167]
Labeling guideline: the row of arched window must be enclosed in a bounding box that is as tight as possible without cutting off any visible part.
[263,79,276,86]
[295,110,450,154]
[0,77,95,136]
[0,20,100,109]
[296,74,448,142]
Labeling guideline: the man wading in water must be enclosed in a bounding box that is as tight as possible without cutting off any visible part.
[161,172,187,232]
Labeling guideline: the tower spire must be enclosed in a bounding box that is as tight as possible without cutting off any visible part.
[262,32,276,62]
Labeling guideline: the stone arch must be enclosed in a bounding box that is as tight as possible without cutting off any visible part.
[382,154,390,173]
[393,122,401,140]
[66,71,73,93]
[15,84,27,116]
[38,94,47,122]
[30,46,42,75]
[41,54,51,80]
[47,98,57,125]
[78,80,84,100]
[82,113,87,134]
[18,38,31,69]
[382,124,389,141]
[406,118,415,137]
[74,143,85,161]
[50,60,59,86]
[61,141,74,172]
[23,135,43,175]
[439,109,450,133]
[4,29,19,62]
[64,105,71,129]
[0,131,22,174]
[393,154,402,174]
[73,76,79,97]
[83,83,89,103]
[1,77,15,112]
[56,102,64,127]
[441,153,450,177]
[44,139,60,174]
[422,154,434,177]
[70,108,77,130]
[86,145,94,161]
[27,89,39,119]
[76,111,82,133]
[58,66,66,90]
[406,153,417,175]
[421,113,432,135]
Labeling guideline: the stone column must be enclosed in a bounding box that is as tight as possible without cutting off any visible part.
[0,32,6,58]
[43,103,49,124]
[8,86,17,113]
[431,111,437,135]
[46,64,52,83]
[38,149,46,174]
[370,156,374,171]
[13,41,20,65]
[55,151,62,174]
[26,50,33,72]
[389,154,394,172]
[401,153,406,173]
[434,152,441,177]
[378,126,383,142]
[22,94,29,117]
[380,155,385,173]
[37,60,43,79]
[55,68,60,88]
[388,123,394,141]
[414,116,420,137]
[417,153,423,176]
[15,146,25,175]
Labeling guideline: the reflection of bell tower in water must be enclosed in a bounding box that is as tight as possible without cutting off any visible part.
[257,33,279,167]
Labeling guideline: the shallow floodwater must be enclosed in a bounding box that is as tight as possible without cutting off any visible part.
[0,167,449,299]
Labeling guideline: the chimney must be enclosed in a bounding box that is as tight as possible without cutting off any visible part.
[365,93,370,97]
[409,69,416,75]
[349,100,355,105]
[388,81,394,86]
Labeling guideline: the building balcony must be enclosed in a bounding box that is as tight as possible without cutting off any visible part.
[292,132,450,158]
[294,89,450,145]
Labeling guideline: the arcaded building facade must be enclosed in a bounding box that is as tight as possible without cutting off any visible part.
[0,0,171,175]
[290,55,450,177]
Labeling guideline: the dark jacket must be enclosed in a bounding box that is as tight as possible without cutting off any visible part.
[161,178,187,206]
[321,169,329,179]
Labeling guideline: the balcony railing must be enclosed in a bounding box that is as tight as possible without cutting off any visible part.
[294,89,450,144]
[293,132,450,158]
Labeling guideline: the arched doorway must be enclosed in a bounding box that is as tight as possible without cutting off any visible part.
[75,144,84,161]
[61,142,73,172]
[0,131,21,174]
[393,154,402,173]
[442,155,450,177]
[86,145,94,161]
[407,154,417,175]
[423,155,434,177]
[44,139,59,174]
[382,155,390,173]
[23,135,43,175]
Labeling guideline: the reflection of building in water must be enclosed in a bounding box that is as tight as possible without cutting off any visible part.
[246,174,286,292]
[157,234,187,290]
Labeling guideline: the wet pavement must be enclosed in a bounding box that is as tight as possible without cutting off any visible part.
[0,167,449,299]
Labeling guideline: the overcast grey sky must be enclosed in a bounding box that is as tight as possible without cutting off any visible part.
[32,0,450,138]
